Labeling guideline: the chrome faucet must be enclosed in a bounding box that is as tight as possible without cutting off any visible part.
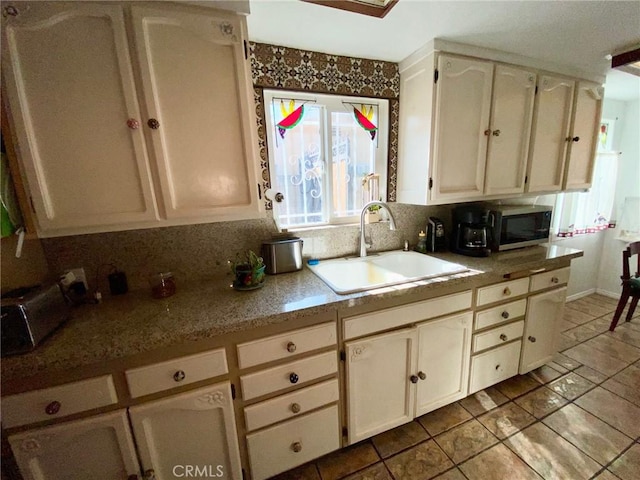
[359,201,397,257]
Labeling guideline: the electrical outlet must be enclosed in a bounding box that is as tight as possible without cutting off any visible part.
[61,267,88,291]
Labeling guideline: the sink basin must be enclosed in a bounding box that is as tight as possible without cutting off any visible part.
[307,250,469,294]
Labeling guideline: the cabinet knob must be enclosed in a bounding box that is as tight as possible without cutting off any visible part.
[503,287,511,296]
[572,136,580,142]
[495,364,501,371]
[500,334,508,342]
[291,442,302,453]
[286,342,297,353]
[551,277,559,284]
[492,129,501,137]
[173,370,186,382]
[45,401,61,415]
[143,469,156,480]
[418,371,426,380]
[528,336,537,343]
[126,118,140,130]
[3,6,19,17]
[410,375,419,384]
[484,129,491,136]
[289,373,299,384]
[147,118,160,129]
[501,311,510,319]
[290,403,301,414]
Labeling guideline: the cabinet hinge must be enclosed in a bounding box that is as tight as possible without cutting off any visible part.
[340,350,346,361]
[257,183,262,200]
[342,426,348,437]
[428,177,433,190]
[231,383,236,400]
[244,40,248,60]
[434,69,439,84]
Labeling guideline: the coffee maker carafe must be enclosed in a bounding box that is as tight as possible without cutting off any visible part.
[452,206,492,257]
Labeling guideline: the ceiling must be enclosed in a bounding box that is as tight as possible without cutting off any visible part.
[247,0,640,98]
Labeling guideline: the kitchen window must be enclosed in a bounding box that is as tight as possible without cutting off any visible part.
[263,90,389,229]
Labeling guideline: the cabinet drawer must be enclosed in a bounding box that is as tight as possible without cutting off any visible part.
[2,375,118,428]
[247,405,340,480]
[474,299,527,330]
[125,348,227,398]
[476,278,529,307]
[244,379,339,432]
[241,351,337,400]
[473,320,525,353]
[530,267,571,292]
[469,341,521,394]
[237,322,337,369]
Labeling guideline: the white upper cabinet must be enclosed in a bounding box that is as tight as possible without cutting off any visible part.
[484,65,536,196]
[563,81,603,190]
[526,75,575,193]
[2,2,262,237]
[1,2,159,233]
[431,54,493,202]
[131,5,261,221]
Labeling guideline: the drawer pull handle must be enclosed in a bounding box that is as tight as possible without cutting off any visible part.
[495,364,501,371]
[289,373,299,384]
[500,334,508,341]
[291,442,302,453]
[147,118,160,129]
[503,287,511,296]
[173,370,186,382]
[528,336,537,343]
[286,342,297,353]
[410,375,419,384]
[501,311,510,319]
[290,403,301,414]
[551,277,559,284]
[418,371,426,380]
[45,401,61,415]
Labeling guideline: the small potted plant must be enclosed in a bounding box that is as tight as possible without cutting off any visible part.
[230,250,266,290]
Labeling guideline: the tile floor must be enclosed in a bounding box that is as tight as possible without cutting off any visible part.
[274,294,640,480]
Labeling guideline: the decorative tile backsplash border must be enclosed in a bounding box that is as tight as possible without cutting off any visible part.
[249,42,400,206]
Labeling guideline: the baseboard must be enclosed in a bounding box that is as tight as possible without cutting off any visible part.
[595,289,621,300]
[566,289,596,302]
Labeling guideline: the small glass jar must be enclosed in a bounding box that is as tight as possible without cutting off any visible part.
[150,272,176,299]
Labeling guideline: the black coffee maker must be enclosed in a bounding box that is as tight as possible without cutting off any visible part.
[451,206,492,257]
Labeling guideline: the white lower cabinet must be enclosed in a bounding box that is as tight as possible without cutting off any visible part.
[345,312,472,444]
[520,287,567,374]
[129,382,242,480]
[8,410,140,480]
[469,341,522,394]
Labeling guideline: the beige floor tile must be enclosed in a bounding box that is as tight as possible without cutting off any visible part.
[434,419,498,464]
[542,404,633,465]
[514,386,568,419]
[608,444,640,480]
[272,463,321,480]
[494,375,541,399]
[574,387,640,438]
[504,423,601,480]
[611,364,640,389]
[317,442,380,480]
[342,463,392,480]
[459,443,542,480]
[563,343,628,376]
[582,315,617,333]
[585,334,640,363]
[528,364,563,384]
[558,334,581,351]
[589,294,621,308]
[574,365,609,384]
[553,352,582,370]
[559,319,579,332]
[546,361,570,374]
[566,299,614,318]
[372,421,429,459]
[458,387,509,417]
[593,471,623,480]
[576,296,618,313]
[477,402,536,440]
[602,378,640,407]
[563,324,601,343]
[610,325,640,348]
[384,440,453,480]
[562,307,598,326]
[547,372,596,400]
[417,403,472,436]
[431,468,466,480]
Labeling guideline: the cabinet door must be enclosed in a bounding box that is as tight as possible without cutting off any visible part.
[431,54,493,202]
[1,3,158,235]
[415,312,472,416]
[520,287,567,374]
[345,328,417,444]
[563,82,603,190]
[129,382,242,480]
[526,75,575,193]
[484,66,536,195]
[9,410,139,480]
[131,6,261,221]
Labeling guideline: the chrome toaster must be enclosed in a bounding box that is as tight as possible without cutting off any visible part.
[261,237,304,274]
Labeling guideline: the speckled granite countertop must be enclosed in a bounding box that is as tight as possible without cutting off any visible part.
[1,245,582,384]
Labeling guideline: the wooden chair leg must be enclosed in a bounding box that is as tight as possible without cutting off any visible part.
[625,296,639,322]
[610,291,630,331]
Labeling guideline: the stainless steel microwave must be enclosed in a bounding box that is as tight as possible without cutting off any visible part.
[487,205,553,251]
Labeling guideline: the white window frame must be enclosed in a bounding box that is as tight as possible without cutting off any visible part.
[263,89,389,228]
